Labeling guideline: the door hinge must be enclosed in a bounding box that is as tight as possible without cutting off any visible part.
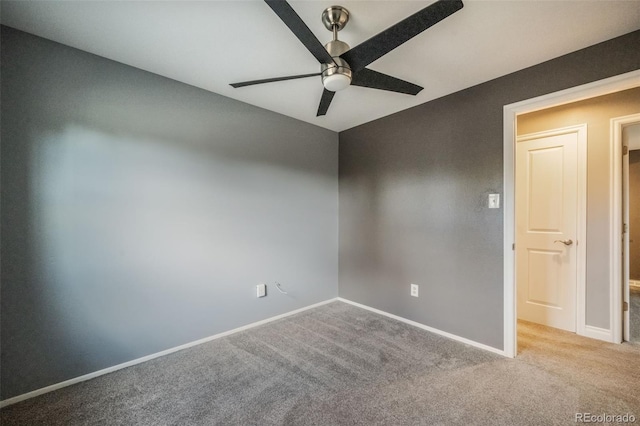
[624,223,628,234]
[623,145,629,155]
[624,301,629,312]
[512,243,515,250]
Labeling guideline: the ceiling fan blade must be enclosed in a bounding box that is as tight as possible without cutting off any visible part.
[351,69,423,95]
[265,0,336,65]
[230,72,321,88]
[341,0,464,73]
[317,89,335,116]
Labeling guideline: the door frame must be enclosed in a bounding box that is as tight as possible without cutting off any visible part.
[515,124,587,334]
[503,69,640,358]
[612,113,640,342]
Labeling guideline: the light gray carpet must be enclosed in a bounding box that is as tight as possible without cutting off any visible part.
[2,301,639,425]
[631,286,640,342]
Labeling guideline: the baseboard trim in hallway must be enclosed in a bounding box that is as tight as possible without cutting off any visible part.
[0,298,339,408]
[337,298,506,356]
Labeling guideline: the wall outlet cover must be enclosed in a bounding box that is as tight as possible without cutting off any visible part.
[410,284,419,297]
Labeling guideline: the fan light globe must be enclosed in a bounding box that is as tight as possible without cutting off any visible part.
[323,73,351,91]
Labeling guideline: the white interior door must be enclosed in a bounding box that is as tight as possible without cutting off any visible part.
[516,126,585,332]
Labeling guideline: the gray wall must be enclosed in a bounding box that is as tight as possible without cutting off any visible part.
[339,30,640,350]
[1,26,338,400]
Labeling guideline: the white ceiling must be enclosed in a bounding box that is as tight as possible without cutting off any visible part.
[2,1,639,132]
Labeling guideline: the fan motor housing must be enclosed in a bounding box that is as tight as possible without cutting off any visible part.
[325,40,349,57]
[321,41,352,91]
[321,57,351,80]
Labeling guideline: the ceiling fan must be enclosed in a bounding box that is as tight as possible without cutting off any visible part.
[230,0,464,117]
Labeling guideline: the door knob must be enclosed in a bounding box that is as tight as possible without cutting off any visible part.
[554,239,573,246]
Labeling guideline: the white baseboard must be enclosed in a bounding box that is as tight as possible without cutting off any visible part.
[0,298,339,408]
[582,324,616,343]
[337,298,507,357]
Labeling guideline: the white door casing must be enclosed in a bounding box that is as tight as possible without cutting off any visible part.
[623,133,630,342]
[516,125,586,332]
[614,115,640,343]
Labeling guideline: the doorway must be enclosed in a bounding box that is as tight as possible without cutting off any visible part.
[503,70,640,358]
[619,119,640,343]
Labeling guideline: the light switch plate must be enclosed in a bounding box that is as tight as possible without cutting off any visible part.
[488,194,500,209]
[257,283,266,298]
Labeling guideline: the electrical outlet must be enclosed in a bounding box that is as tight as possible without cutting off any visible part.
[410,284,419,298]
[257,283,266,298]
